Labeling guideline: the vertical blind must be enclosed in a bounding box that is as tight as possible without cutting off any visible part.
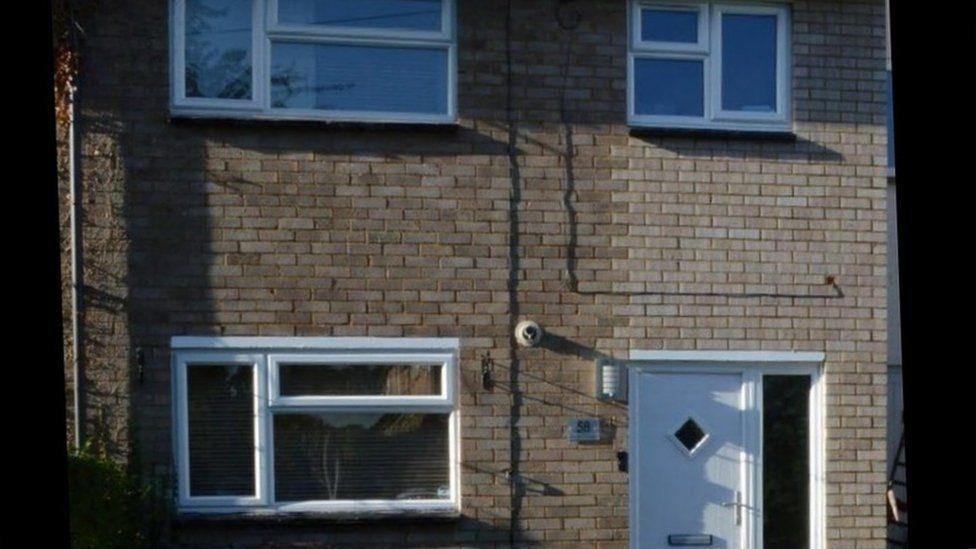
[187,364,255,496]
[273,413,450,501]
[269,43,448,114]
[279,363,442,396]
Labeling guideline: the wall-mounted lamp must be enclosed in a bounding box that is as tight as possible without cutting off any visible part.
[596,359,627,402]
[481,353,494,391]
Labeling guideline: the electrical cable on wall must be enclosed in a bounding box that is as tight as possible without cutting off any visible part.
[552,1,843,302]
[503,0,524,544]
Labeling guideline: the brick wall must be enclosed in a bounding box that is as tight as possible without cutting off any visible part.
[61,0,889,546]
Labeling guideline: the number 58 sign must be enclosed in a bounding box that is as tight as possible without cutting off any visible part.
[567,418,601,442]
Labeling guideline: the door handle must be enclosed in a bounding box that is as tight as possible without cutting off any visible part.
[722,491,743,525]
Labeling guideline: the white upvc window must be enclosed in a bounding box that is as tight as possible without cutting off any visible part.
[627,0,791,132]
[172,337,461,515]
[170,0,457,124]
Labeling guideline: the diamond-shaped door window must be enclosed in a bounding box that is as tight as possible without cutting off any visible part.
[670,416,709,457]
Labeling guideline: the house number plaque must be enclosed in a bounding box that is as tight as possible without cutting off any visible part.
[567,418,600,442]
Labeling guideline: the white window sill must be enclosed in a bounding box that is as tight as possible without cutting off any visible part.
[171,336,462,351]
[168,108,459,129]
[174,507,462,524]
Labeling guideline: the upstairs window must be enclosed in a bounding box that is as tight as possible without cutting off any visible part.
[170,0,456,123]
[172,337,460,515]
[887,70,895,176]
[628,1,791,132]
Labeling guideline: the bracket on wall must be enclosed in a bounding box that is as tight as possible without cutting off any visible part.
[481,353,495,391]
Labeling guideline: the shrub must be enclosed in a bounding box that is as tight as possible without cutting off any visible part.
[68,446,150,549]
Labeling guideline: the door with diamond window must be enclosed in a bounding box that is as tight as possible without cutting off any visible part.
[628,355,823,549]
[632,371,747,548]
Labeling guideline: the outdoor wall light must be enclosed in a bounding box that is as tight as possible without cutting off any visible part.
[596,359,627,402]
[515,320,544,348]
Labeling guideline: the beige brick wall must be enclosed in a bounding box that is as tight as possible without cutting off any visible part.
[61,0,889,546]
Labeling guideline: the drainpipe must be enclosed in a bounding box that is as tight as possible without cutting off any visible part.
[68,81,84,449]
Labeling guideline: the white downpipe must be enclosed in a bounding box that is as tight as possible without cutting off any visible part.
[68,87,83,449]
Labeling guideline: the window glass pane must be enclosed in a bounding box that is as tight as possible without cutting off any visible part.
[277,0,442,31]
[887,70,895,170]
[184,0,252,99]
[273,413,450,501]
[673,417,707,453]
[270,42,448,114]
[187,364,254,496]
[279,363,442,396]
[763,375,810,549]
[722,13,777,112]
[634,58,704,117]
[641,9,698,43]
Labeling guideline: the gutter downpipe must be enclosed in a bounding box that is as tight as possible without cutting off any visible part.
[68,82,84,449]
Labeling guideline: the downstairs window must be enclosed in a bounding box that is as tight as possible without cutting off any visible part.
[171,337,460,515]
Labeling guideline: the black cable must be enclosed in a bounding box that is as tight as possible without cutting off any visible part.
[503,0,523,545]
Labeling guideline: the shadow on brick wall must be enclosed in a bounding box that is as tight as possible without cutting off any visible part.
[631,132,845,162]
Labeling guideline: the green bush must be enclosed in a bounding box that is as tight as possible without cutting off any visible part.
[68,446,151,549]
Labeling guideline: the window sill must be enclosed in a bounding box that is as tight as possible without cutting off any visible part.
[629,125,797,141]
[168,111,461,133]
[173,508,462,526]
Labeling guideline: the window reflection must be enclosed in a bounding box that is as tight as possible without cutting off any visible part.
[721,14,777,112]
[185,0,252,99]
[278,0,442,31]
[634,58,704,117]
[271,42,448,114]
[641,9,698,43]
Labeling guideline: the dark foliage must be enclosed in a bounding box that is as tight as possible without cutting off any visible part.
[68,446,151,549]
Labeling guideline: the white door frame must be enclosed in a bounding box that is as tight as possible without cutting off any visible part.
[627,350,826,549]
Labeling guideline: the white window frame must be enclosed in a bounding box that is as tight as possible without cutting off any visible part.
[626,351,825,549]
[269,353,454,408]
[171,337,461,516]
[627,0,791,132]
[631,1,709,53]
[173,352,269,509]
[169,0,458,124]
[170,0,265,113]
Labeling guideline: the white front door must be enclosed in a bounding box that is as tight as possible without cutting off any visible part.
[627,353,825,549]
[631,371,749,548]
